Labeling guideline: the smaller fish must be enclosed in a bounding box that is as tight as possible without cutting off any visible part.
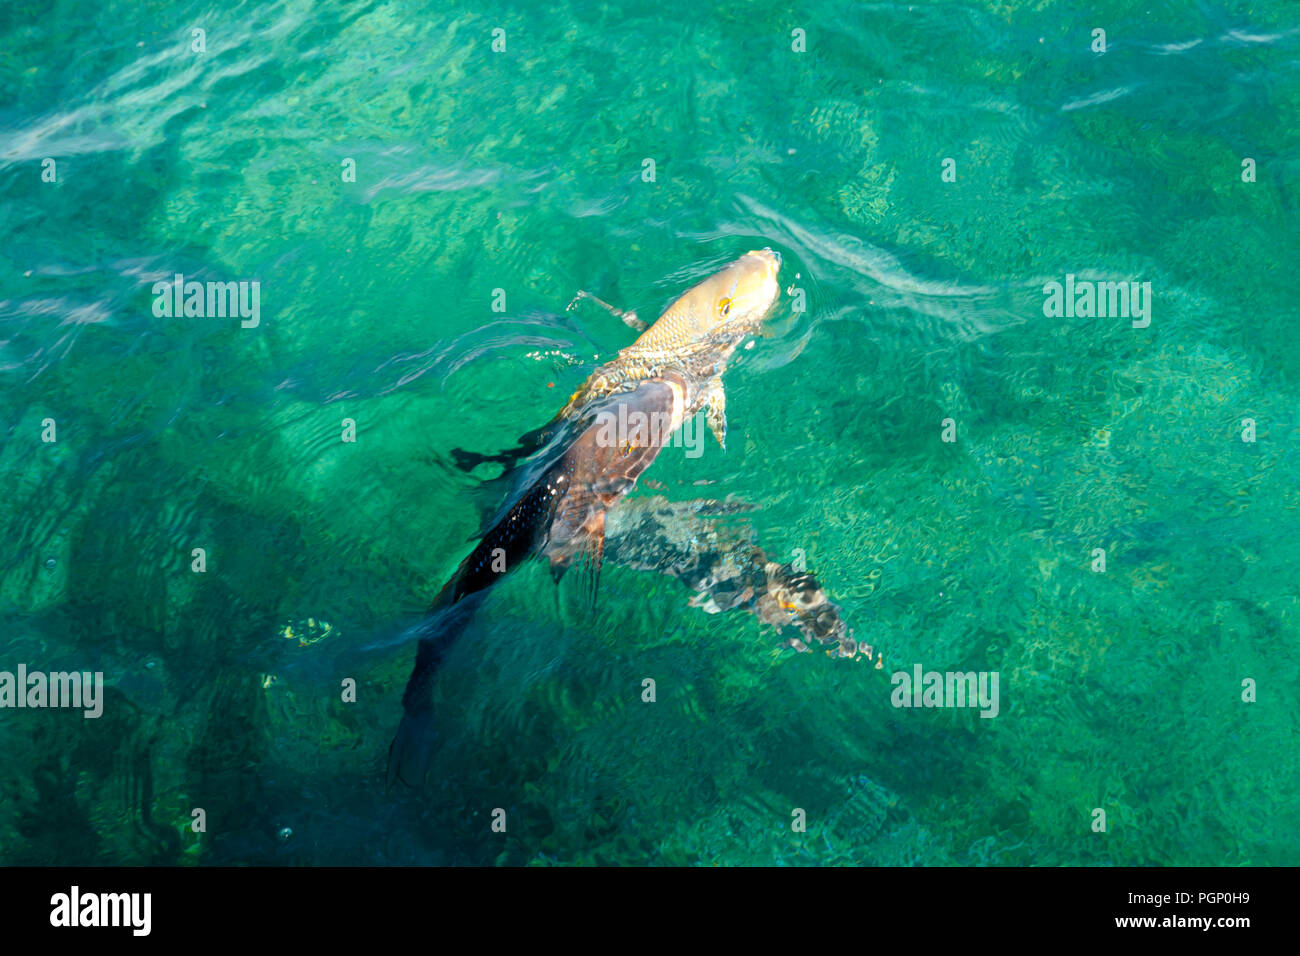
[604,497,864,659]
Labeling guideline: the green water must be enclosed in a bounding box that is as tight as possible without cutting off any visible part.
[1,0,1297,866]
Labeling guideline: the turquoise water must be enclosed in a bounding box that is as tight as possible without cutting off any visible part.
[1,0,1297,865]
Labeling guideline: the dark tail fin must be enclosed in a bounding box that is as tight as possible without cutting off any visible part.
[385,593,486,792]
[387,704,436,790]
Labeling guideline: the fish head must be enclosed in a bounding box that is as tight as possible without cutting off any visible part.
[707,248,782,330]
[646,248,782,344]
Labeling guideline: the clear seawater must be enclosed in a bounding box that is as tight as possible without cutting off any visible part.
[1,0,1297,865]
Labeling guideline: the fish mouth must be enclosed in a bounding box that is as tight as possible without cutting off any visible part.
[745,248,782,276]
[735,248,782,315]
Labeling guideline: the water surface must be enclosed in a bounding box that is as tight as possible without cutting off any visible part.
[1,0,1297,865]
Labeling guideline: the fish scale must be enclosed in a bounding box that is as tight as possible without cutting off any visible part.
[559,319,765,421]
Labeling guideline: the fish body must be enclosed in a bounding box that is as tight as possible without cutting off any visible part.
[389,251,783,787]
[436,371,693,605]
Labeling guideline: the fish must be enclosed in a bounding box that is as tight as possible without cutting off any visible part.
[603,496,869,660]
[387,251,783,788]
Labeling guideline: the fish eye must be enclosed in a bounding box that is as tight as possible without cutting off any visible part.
[718,297,732,316]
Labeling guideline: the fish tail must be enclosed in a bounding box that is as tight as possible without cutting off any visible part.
[386,593,485,791]
[386,702,436,791]
[386,635,441,790]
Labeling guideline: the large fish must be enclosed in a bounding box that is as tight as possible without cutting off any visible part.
[388,251,783,787]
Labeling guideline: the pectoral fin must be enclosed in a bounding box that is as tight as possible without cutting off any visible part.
[566,289,647,332]
[702,380,727,450]
[548,509,606,608]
